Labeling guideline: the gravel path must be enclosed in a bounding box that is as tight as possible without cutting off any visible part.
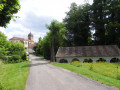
[25,55,118,90]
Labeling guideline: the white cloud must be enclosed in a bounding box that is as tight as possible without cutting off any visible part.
[3,0,93,42]
[19,0,86,21]
[0,27,5,33]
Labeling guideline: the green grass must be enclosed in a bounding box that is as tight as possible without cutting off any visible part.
[51,62,120,88]
[39,56,44,59]
[0,60,2,64]
[33,54,44,59]
[0,61,30,90]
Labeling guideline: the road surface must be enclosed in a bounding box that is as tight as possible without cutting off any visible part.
[25,55,118,90]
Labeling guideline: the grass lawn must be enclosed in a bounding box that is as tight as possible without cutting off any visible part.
[51,62,120,88]
[0,61,30,90]
[39,56,44,59]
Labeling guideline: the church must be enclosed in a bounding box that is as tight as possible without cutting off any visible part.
[9,32,36,53]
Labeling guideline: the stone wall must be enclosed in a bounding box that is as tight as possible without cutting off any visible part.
[56,56,120,63]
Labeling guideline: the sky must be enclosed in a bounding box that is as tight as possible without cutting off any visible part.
[0,0,93,42]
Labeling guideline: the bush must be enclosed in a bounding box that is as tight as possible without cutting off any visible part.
[110,58,119,63]
[89,64,93,71]
[0,83,3,90]
[96,58,106,62]
[83,58,93,63]
[0,56,7,61]
[21,51,27,60]
[59,59,68,63]
[72,60,80,63]
[8,55,22,63]
[116,73,120,80]
[0,83,5,90]
[71,61,82,67]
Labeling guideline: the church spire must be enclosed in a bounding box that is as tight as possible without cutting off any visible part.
[28,32,33,40]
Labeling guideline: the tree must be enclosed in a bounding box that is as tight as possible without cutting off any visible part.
[105,0,120,46]
[9,42,27,60]
[0,31,27,61]
[0,31,7,48]
[64,3,91,46]
[91,0,120,46]
[0,32,11,60]
[0,0,20,27]
[0,31,8,56]
[40,33,51,59]
[33,37,42,55]
[91,0,109,45]
[46,20,66,62]
[9,42,25,55]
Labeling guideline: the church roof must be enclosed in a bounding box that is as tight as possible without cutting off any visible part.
[28,32,33,37]
[56,45,120,57]
[10,37,34,42]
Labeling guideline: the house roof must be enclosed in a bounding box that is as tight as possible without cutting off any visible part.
[10,37,34,42]
[56,45,120,57]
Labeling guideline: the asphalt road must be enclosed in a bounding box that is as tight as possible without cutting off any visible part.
[25,55,118,90]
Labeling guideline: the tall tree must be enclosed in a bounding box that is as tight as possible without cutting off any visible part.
[33,37,42,55]
[106,0,120,46]
[64,3,91,46]
[46,20,66,62]
[0,0,20,27]
[91,0,120,46]
[40,33,51,59]
[91,0,107,45]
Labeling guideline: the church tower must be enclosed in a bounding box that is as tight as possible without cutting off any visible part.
[28,32,33,40]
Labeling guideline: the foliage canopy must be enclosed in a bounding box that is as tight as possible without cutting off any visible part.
[0,0,20,27]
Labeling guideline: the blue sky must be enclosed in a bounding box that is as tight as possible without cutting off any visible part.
[0,0,92,42]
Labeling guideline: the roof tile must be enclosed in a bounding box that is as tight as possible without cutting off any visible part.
[10,37,34,42]
[56,45,120,57]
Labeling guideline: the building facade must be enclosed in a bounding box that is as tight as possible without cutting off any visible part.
[9,32,36,53]
[56,45,120,63]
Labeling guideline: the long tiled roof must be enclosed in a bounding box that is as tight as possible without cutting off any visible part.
[56,45,120,57]
[10,37,34,42]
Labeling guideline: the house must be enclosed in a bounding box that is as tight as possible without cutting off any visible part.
[56,45,120,63]
[9,32,36,53]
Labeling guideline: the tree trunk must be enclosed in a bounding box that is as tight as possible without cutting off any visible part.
[51,36,55,62]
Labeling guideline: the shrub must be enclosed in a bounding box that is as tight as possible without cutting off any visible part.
[0,55,8,64]
[96,58,106,62]
[59,59,68,63]
[116,66,120,80]
[21,51,27,61]
[0,56,7,61]
[116,73,120,80]
[84,58,93,63]
[8,55,21,63]
[110,58,119,63]
[71,61,82,67]
[89,64,93,71]
[0,83,3,90]
[72,60,80,63]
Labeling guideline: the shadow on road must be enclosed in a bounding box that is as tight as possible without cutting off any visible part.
[29,63,49,67]
[32,58,46,61]
[22,63,49,68]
